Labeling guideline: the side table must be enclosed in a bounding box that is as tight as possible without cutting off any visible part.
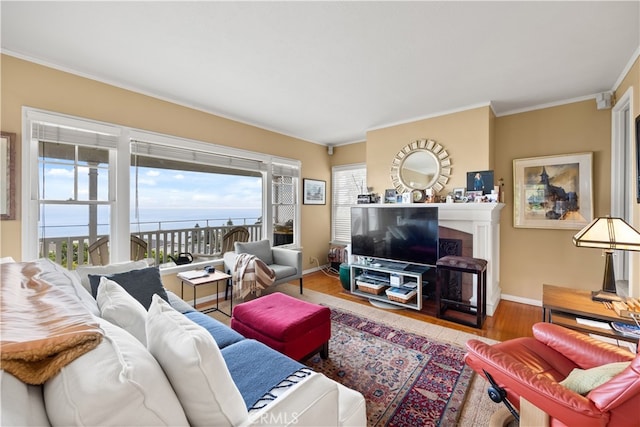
[178,270,233,317]
[542,284,639,344]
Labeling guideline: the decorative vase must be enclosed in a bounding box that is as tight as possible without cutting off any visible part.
[339,263,351,291]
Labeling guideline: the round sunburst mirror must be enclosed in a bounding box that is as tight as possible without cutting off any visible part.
[390,139,452,194]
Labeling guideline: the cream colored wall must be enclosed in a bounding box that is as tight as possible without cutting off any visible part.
[3,52,636,304]
[0,55,331,269]
[329,142,366,166]
[495,100,612,300]
[363,100,612,303]
[365,107,492,196]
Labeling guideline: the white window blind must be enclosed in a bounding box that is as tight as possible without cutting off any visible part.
[332,163,366,243]
[131,140,266,174]
[31,122,119,148]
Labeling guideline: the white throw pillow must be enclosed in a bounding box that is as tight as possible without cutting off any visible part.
[146,295,248,427]
[74,259,149,293]
[1,370,50,426]
[44,317,188,426]
[34,258,100,316]
[97,277,148,345]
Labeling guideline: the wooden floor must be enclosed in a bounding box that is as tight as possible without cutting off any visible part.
[303,269,541,341]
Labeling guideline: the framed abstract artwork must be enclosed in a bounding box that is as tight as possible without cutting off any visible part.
[513,152,593,229]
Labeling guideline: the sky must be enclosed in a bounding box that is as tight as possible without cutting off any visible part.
[41,161,263,211]
[40,161,263,235]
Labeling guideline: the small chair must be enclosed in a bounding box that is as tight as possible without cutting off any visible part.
[436,255,487,328]
[465,322,640,427]
[221,226,250,254]
[88,235,148,266]
[223,239,303,297]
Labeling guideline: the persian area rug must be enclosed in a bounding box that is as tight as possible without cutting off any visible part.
[305,308,475,427]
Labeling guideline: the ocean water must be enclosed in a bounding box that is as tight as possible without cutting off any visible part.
[39,206,262,238]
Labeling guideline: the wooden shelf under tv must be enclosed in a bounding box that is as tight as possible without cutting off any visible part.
[349,262,434,311]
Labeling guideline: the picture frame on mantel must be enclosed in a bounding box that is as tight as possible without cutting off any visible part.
[1,132,16,220]
[513,152,593,229]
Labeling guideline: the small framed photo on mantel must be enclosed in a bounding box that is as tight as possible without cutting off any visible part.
[466,170,494,195]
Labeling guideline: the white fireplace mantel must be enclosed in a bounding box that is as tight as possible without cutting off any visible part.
[436,202,505,315]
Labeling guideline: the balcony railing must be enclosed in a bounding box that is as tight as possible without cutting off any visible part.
[42,222,264,270]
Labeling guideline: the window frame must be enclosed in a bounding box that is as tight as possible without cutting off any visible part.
[331,163,366,245]
[22,108,301,263]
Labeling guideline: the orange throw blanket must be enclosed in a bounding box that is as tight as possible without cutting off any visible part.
[1,262,104,385]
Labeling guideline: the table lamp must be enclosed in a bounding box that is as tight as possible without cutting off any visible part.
[573,216,640,294]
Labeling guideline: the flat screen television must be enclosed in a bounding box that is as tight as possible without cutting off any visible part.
[350,205,439,267]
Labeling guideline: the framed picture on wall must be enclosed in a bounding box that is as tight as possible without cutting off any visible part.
[303,178,326,205]
[0,132,15,220]
[513,152,593,229]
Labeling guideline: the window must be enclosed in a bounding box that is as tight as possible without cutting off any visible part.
[271,162,299,247]
[130,148,263,262]
[24,112,120,267]
[23,109,301,267]
[332,163,366,244]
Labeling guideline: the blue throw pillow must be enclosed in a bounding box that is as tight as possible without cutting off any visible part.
[89,266,168,310]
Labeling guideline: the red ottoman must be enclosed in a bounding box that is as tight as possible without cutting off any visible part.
[230,292,331,361]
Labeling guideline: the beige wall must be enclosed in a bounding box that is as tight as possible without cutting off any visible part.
[495,101,612,300]
[330,142,366,167]
[365,106,493,195]
[0,55,331,268]
[3,52,637,305]
[362,100,614,302]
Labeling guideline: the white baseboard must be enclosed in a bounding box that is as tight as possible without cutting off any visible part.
[304,263,334,275]
[500,293,541,307]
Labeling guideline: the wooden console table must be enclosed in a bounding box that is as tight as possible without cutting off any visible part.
[542,284,639,344]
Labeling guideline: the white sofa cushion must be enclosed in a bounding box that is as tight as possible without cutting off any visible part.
[43,317,188,427]
[146,295,248,427]
[1,370,50,427]
[243,373,339,427]
[33,258,100,316]
[97,277,148,345]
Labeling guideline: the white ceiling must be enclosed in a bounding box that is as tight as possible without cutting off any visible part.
[2,1,639,146]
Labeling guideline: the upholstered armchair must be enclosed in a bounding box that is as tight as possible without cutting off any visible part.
[223,239,303,296]
[464,322,640,427]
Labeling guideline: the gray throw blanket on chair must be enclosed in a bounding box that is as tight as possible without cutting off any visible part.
[232,253,276,299]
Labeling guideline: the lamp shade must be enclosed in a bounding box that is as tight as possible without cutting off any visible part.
[573,217,640,251]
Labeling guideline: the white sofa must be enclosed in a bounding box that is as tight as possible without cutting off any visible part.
[1,258,366,426]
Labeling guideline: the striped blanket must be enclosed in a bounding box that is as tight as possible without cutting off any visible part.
[232,253,276,299]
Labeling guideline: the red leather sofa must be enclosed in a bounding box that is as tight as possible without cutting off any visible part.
[465,322,640,427]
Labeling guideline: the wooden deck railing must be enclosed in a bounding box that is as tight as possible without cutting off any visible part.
[42,223,263,270]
